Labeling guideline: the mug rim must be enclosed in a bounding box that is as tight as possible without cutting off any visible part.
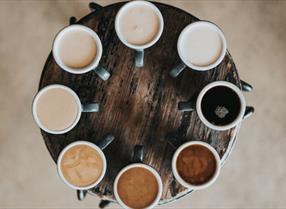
[196,81,246,131]
[115,0,164,50]
[113,163,163,209]
[52,24,103,74]
[177,21,227,71]
[32,84,82,134]
[172,141,221,190]
[57,141,107,190]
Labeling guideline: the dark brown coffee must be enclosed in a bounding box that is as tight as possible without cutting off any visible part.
[176,145,217,185]
[117,167,158,209]
[201,86,241,126]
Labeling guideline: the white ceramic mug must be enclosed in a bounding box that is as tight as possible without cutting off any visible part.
[57,136,114,200]
[113,146,163,209]
[32,84,99,134]
[115,0,164,67]
[172,141,221,190]
[53,24,110,81]
[178,81,248,131]
[170,21,227,77]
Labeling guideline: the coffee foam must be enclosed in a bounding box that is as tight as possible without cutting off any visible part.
[117,167,159,209]
[60,144,103,187]
[176,145,217,185]
[59,30,97,69]
[36,87,79,131]
[119,4,160,45]
[180,25,223,67]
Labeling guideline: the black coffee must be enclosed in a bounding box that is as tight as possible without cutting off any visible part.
[201,86,241,126]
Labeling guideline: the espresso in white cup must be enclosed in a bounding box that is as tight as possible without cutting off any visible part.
[53,25,110,81]
[32,84,99,134]
[115,0,164,67]
[170,21,227,77]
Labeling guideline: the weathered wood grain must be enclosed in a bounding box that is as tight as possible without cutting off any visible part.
[39,1,241,204]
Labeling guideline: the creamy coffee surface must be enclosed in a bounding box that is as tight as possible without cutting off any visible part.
[59,30,97,68]
[180,26,223,66]
[119,5,160,45]
[61,145,103,187]
[176,145,216,185]
[117,167,158,209]
[36,88,79,131]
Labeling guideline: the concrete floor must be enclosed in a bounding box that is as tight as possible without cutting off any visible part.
[0,0,285,208]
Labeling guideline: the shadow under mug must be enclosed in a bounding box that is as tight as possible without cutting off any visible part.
[115,0,164,68]
[113,145,163,209]
[170,21,227,77]
[52,24,110,81]
[32,84,99,134]
[172,141,221,190]
[178,81,253,131]
[57,135,114,201]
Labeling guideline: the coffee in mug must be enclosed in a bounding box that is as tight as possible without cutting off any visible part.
[179,81,246,131]
[57,141,108,190]
[53,25,110,81]
[170,21,227,77]
[32,84,99,134]
[59,29,97,69]
[201,85,241,126]
[114,164,163,209]
[115,0,164,67]
[172,141,220,190]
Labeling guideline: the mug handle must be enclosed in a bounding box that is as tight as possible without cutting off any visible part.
[97,134,115,150]
[132,145,144,163]
[93,66,111,81]
[243,106,255,120]
[82,103,100,113]
[241,80,253,92]
[69,16,77,25]
[89,2,103,12]
[135,49,144,68]
[99,200,111,209]
[77,189,87,201]
[178,101,196,112]
[170,62,186,78]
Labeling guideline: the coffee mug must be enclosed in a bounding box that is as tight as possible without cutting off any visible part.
[32,84,99,134]
[53,24,110,81]
[115,0,164,67]
[172,141,220,190]
[57,135,114,200]
[170,21,227,77]
[113,145,163,209]
[178,81,254,131]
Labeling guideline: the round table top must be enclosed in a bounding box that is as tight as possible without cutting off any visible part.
[39,1,241,205]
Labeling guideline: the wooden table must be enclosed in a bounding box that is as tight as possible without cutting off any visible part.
[39,1,249,207]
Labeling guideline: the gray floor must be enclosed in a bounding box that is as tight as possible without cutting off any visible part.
[0,0,285,208]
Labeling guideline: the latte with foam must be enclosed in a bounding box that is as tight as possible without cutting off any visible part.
[58,29,97,69]
[116,1,163,47]
[60,144,104,187]
[35,87,79,132]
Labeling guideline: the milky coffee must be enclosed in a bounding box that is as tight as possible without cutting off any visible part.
[180,23,224,67]
[60,144,103,187]
[36,87,79,132]
[59,30,97,69]
[118,4,160,45]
